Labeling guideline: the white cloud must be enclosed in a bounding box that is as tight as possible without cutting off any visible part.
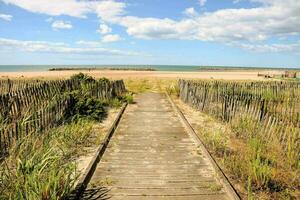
[2,0,126,20]
[97,23,112,34]
[0,13,12,21]
[231,41,300,53]
[101,34,122,43]
[199,0,207,7]
[0,37,142,56]
[183,7,198,17]
[76,40,102,47]
[52,20,72,30]
[93,0,126,22]
[99,0,300,44]
[0,38,66,51]
[2,0,300,53]
[1,0,91,18]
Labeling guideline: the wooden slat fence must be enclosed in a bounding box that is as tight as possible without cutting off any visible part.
[0,79,45,94]
[0,79,126,157]
[179,79,300,156]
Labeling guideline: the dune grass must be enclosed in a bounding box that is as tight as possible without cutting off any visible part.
[124,78,177,93]
[0,119,100,199]
[178,105,300,199]
[2,76,298,199]
[0,73,128,199]
[226,116,299,199]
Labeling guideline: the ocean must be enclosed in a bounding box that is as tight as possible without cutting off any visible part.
[0,65,201,72]
[0,65,299,72]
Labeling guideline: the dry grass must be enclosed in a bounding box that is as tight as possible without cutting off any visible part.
[0,120,89,199]
[0,106,119,200]
[2,76,298,199]
[174,98,300,200]
[124,78,177,93]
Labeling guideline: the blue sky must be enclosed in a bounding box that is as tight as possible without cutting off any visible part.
[0,0,299,67]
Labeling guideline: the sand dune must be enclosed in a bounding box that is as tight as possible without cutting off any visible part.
[0,70,284,80]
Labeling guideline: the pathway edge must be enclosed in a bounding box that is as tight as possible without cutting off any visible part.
[166,93,241,200]
[69,103,128,199]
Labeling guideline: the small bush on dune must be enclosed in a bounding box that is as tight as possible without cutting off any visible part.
[67,74,130,121]
[70,97,106,122]
[65,76,109,122]
[70,73,95,84]
[98,77,110,85]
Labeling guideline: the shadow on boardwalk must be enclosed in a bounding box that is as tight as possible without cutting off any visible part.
[80,187,112,200]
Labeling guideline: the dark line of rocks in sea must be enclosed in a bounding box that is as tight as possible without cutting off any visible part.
[48,67,156,71]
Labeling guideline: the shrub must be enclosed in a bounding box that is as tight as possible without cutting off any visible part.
[98,77,110,85]
[70,73,95,84]
[67,96,107,122]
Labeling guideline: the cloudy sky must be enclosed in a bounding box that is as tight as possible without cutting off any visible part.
[0,0,299,67]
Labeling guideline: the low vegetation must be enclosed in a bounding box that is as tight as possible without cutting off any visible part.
[177,101,300,199]
[227,115,299,197]
[0,73,128,199]
[2,75,299,199]
[125,78,177,93]
[0,120,98,199]
[177,79,300,199]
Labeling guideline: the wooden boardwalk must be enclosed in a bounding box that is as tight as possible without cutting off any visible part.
[81,93,234,200]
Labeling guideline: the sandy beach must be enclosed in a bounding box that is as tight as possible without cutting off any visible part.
[0,70,284,80]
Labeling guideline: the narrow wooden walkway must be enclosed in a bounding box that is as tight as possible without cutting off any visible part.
[81,93,232,200]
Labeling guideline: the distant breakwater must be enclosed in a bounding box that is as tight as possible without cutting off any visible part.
[48,67,156,71]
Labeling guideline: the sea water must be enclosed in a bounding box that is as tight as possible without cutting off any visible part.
[0,65,298,72]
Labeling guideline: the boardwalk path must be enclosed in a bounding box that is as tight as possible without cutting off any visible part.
[82,93,232,200]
